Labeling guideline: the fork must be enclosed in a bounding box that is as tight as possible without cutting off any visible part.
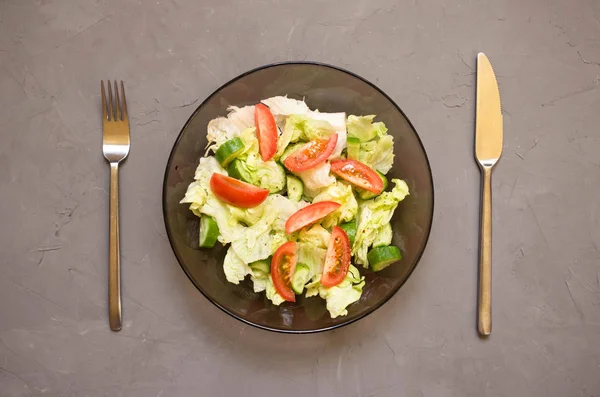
[101,81,130,332]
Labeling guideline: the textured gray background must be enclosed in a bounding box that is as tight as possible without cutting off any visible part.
[1,0,599,396]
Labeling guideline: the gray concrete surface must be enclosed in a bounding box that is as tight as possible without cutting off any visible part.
[1,0,599,396]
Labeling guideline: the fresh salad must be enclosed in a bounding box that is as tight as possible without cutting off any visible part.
[180,96,409,318]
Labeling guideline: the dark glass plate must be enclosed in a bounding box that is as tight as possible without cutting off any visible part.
[163,62,434,333]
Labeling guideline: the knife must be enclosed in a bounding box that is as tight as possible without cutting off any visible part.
[475,53,503,337]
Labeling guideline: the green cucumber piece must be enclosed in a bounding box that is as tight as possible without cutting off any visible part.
[339,220,357,247]
[250,259,271,277]
[227,159,253,182]
[215,137,245,166]
[286,175,304,202]
[291,263,311,294]
[199,215,219,248]
[367,245,403,272]
[346,136,361,160]
[357,171,388,200]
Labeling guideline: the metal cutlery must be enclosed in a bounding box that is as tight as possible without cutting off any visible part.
[101,81,130,332]
[475,53,503,337]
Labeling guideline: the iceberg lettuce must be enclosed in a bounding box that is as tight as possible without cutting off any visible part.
[295,162,336,198]
[223,248,252,284]
[313,181,358,227]
[353,179,410,266]
[318,265,365,318]
[358,134,395,174]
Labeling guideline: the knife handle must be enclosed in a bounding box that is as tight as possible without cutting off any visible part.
[478,166,492,336]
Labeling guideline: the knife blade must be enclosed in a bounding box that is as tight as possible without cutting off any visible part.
[475,52,503,337]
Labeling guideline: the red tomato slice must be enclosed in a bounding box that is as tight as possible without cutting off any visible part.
[254,103,278,161]
[283,134,338,172]
[271,241,297,302]
[210,173,269,208]
[321,226,351,287]
[330,159,384,194]
[285,201,341,234]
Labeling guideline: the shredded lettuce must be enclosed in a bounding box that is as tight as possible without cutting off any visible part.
[353,179,410,266]
[180,157,227,217]
[297,243,326,278]
[206,117,240,151]
[261,96,309,117]
[359,134,395,174]
[318,265,365,318]
[346,115,388,142]
[234,153,286,193]
[227,105,255,132]
[180,181,208,216]
[265,275,285,305]
[223,248,253,284]
[237,127,260,159]
[229,216,287,264]
[313,181,358,227]
[286,114,336,141]
[295,162,336,198]
[372,222,393,247]
[298,224,330,249]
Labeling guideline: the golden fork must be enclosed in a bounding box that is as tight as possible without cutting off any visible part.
[101,81,130,331]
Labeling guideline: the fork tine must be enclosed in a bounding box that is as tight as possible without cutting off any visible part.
[120,81,128,120]
[113,81,121,121]
[107,81,114,121]
[101,81,107,121]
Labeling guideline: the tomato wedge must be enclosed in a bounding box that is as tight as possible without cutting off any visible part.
[210,173,269,208]
[271,241,297,302]
[330,159,384,194]
[254,103,278,161]
[285,201,341,234]
[283,134,338,172]
[321,226,351,287]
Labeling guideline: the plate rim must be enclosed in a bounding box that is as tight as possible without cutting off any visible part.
[162,61,435,334]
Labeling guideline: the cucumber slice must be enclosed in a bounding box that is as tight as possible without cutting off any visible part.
[286,175,304,202]
[227,159,253,182]
[199,215,219,248]
[339,220,357,247]
[357,171,388,200]
[291,263,311,294]
[250,259,271,277]
[215,137,245,167]
[367,245,403,272]
[346,136,361,160]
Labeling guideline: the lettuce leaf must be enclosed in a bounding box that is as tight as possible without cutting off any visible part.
[353,179,410,266]
[235,153,286,193]
[295,162,336,199]
[313,181,358,227]
[318,265,365,318]
[180,181,208,216]
[223,248,252,284]
[261,96,309,117]
[180,157,227,217]
[358,134,395,174]
[227,105,255,132]
[346,115,388,142]
[265,275,285,305]
[298,224,330,249]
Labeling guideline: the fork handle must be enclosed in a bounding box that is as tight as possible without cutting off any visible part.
[478,166,492,336]
[109,162,122,331]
